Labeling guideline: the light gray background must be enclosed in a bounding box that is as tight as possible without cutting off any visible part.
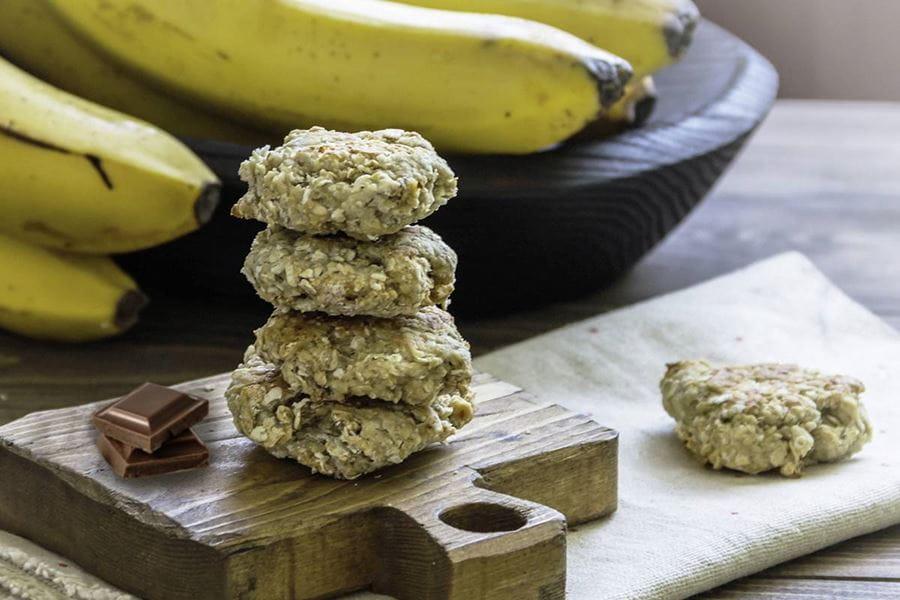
[696,0,900,100]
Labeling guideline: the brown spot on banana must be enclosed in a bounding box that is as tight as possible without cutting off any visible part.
[126,3,155,23]
[23,220,74,243]
[123,3,196,42]
[0,124,116,190]
[158,17,196,42]
[0,123,71,154]
[85,154,113,189]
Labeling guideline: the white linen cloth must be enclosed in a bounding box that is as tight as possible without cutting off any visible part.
[2,253,898,599]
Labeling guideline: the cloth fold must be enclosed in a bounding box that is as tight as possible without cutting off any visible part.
[2,252,898,599]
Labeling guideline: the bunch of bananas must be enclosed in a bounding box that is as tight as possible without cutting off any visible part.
[0,0,697,341]
[0,53,220,341]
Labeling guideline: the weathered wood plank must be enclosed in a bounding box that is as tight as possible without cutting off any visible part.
[696,578,900,598]
[0,372,617,600]
[763,524,900,581]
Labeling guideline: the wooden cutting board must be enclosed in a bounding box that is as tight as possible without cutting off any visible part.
[0,371,617,600]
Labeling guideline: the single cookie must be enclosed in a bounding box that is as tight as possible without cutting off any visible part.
[233,127,457,240]
[242,225,456,317]
[661,360,873,477]
[225,349,475,479]
[252,306,472,407]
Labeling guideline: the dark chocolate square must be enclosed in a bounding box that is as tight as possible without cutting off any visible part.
[97,429,209,478]
[93,383,208,453]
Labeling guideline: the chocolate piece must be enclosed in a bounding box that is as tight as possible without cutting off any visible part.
[93,383,208,453]
[97,429,209,478]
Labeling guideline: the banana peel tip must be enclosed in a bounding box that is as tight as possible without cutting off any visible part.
[665,1,701,59]
[587,58,633,108]
[194,182,221,226]
[114,289,149,332]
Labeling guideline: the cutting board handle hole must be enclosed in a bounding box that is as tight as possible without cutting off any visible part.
[438,502,527,533]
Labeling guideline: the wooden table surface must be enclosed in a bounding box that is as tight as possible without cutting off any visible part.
[1,99,898,597]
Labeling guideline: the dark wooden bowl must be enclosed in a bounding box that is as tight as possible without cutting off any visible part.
[120,20,777,317]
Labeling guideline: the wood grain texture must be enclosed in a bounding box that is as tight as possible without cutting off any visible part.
[762,524,900,580]
[126,20,778,315]
[696,578,900,599]
[0,372,617,600]
[0,100,898,597]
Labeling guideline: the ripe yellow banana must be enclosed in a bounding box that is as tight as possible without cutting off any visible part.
[0,54,221,254]
[0,0,268,145]
[395,0,700,78]
[48,0,633,154]
[0,234,147,341]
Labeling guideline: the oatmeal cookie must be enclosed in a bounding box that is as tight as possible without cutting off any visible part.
[242,225,456,317]
[661,360,873,477]
[225,349,475,479]
[233,127,457,240]
[253,306,472,406]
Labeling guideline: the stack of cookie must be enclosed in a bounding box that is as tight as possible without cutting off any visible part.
[225,127,475,480]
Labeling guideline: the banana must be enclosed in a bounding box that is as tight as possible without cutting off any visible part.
[0,54,221,254]
[0,0,268,145]
[48,0,632,154]
[394,0,700,78]
[0,234,147,341]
